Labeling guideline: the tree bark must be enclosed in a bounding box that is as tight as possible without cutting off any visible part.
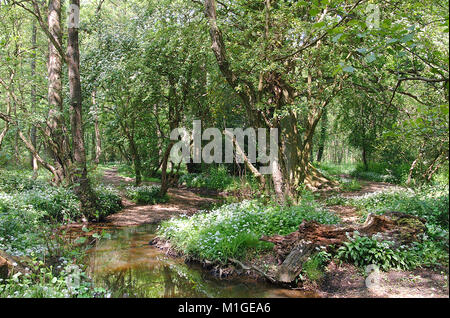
[129,136,142,186]
[92,90,102,164]
[30,21,39,178]
[316,107,328,163]
[67,0,98,217]
[46,0,71,184]
[160,141,175,196]
[362,146,368,171]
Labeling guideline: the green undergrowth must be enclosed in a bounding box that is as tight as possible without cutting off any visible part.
[325,185,449,271]
[0,169,121,297]
[179,165,259,192]
[336,232,448,271]
[125,185,169,204]
[157,199,340,263]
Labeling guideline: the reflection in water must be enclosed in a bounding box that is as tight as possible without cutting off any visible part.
[87,224,319,298]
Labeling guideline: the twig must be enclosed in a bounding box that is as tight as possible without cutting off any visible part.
[229,258,277,284]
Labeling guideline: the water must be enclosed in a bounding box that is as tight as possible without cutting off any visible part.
[87,224,319,298]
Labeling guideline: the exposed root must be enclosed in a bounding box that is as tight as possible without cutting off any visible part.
[304,163,339,191]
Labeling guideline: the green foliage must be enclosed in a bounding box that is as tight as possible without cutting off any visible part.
[328,184,448,270]
[337,233,411,271]
[340,179,362,192]
[315,162,358,178]
[325,195,349,206]
[20,187,81,221]
[0,192,45,256]
[348,185,449,228]
[0,170,47,193]
[350,162,410,184]
[113,163,161,183]
[158,199,340,263]
[0,170,122,222]
[301,250,332,282]
[432,165,449,186]
[179,166,259,193]
[400,240,449,269]
[93,185,123,221]
[336,232,448,271]
[179,166,234,191]
[0,258,108,298]
[125,185,168,204]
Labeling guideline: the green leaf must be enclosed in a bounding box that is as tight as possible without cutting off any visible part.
[75,237,87,244]
[356,47,368,54]
[313,21,326,29]
[343,65,355,73]
[387,38,398,44]
[332,33,343,42]
[400,33,414,43]
[365,53,376,63]
[309,8,320,17]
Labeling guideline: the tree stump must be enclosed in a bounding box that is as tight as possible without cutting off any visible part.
[261,212,427,283]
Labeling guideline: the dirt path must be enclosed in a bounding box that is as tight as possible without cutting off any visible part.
[101,168,218,226]
[325,178,402,225]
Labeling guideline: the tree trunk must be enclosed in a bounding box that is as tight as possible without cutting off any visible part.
[160,142,175,196]
[316,107,328,163]
[92,90,102,164]
[204,0,334,200]
[30,21,39,178]
[46,0,71,184]
[362,146,368,171]
[129,138,142,186]
[67,0,98,217]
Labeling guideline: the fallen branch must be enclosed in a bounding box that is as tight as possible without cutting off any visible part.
[229,258,277,284]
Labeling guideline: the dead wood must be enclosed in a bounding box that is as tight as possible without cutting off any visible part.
[260,212,427,283]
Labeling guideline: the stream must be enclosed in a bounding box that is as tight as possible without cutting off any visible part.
[86,224,319,298]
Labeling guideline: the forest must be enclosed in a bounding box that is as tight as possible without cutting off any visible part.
[0,0,448,299]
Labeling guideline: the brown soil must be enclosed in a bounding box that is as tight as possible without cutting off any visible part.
[319,262,449,298]
[325,179,403,225]
[101,168,218,226]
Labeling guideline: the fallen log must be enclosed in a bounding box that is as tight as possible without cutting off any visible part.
[260,212,427,283]
[0,250,31,279]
